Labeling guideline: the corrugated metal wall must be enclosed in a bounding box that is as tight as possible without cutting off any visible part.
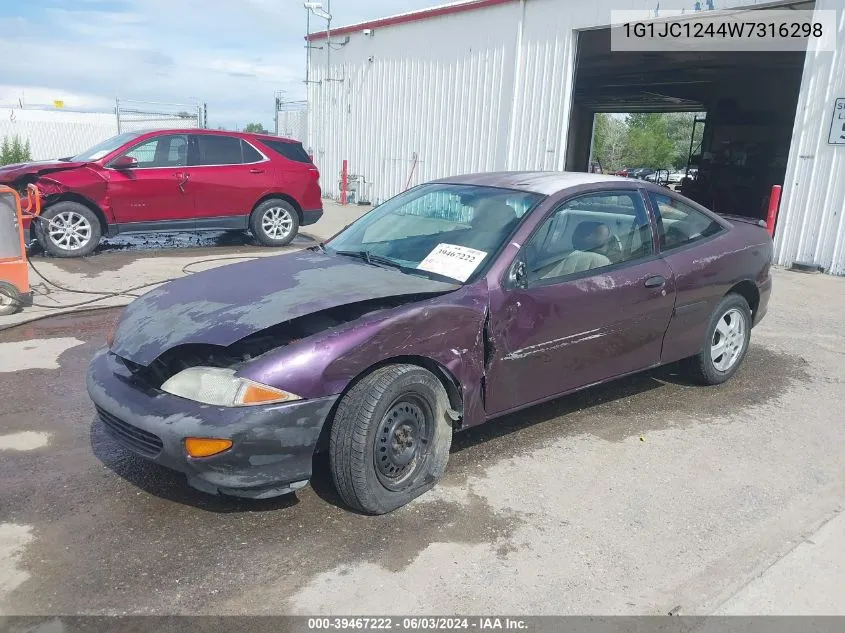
[0,109,124,161]
[308,1,522,203]
[774,0,845,275]
[309,0,845,273]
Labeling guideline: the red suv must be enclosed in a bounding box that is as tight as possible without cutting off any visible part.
[0,129,322,257]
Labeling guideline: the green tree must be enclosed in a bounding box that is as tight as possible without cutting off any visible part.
[665,112,704,169]
[0,134,32,166]
[243,122,268,134]
[622,113,675,169]
[591,113,628,172]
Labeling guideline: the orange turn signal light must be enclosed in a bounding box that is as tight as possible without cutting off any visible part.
[240,382,295,405]
[184,437,233,458]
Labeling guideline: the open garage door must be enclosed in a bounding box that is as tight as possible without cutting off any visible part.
[567,1,812,221]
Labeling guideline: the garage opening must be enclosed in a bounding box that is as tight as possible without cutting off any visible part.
[567,1,812,221]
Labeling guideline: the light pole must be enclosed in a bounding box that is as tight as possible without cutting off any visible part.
[304,1,333,169]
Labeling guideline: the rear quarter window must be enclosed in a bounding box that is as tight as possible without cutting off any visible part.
[262,139,312,164]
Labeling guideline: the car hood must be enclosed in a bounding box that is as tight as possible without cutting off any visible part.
[0,159,88,182]
[110,250,461,366]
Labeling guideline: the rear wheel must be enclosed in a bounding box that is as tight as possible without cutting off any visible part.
[36,202,101,257]
[329,364,453,514]
[250,199,300,247]
[0,282,22,316]
[685,293,751,385]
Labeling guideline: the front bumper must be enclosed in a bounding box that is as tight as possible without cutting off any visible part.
[86,349,338,499]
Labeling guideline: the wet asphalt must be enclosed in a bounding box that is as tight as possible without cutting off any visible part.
[0,249,843,617]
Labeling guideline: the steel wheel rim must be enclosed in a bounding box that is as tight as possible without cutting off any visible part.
[0,290,13,307]
[261,207,294,240]
[711,308,746,372]
[47,211,93,251]
[375,396,432,490]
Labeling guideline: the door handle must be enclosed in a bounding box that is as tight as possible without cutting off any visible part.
[249,168,265,174]
[644,275,665,288]
[175,172,189,192]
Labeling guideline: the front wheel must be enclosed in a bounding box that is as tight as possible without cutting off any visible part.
[329,364,453,514]
[250,199,300,247]
[685,293,752,385]
[36,202,101,257]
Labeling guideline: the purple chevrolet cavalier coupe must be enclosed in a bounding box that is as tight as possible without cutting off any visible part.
[87,172,772,514]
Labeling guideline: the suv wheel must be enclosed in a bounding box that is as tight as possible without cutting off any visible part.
[36,202,101,257]
[250,199,300,247]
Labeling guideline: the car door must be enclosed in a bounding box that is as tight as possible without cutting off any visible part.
[188,134,273,228]
[484,189,677,415]
[645,190,731,364]
[106,133,193,226]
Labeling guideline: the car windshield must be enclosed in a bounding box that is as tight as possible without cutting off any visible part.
[325,183,542,283]
[70,131,146,162]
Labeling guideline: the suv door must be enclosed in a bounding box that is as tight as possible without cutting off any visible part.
[187,134,273,228]
[484,189,677,414]
[106,133,193,226]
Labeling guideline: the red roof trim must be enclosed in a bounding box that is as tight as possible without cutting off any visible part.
[306,0,517,41]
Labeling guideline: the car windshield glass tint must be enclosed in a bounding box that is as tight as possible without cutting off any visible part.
[71,131,146,162]
[325,184,541,283]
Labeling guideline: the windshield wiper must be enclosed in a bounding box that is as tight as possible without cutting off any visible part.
[334,250,421,274]
[334,250,400,268]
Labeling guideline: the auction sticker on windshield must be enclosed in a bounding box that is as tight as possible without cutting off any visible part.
[417,243,488,281]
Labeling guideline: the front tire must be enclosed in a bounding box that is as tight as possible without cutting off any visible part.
[250,199,300,247]
[686,293,752,385]
[330,364,453,515]
[36,202,101,257]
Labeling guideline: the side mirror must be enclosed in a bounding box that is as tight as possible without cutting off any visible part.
[509,259,528,289]
[111,155,138,169]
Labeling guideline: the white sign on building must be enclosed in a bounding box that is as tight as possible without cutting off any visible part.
[829,98,845,145]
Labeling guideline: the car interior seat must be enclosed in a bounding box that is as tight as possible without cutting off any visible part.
[541,221,612,278]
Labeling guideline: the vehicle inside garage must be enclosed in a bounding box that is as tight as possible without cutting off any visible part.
[568,3,812,223]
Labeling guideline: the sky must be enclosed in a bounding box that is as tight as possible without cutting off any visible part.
[0,0,434,130]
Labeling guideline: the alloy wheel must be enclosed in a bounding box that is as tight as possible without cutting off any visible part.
[261,207,294,240]
[47,211,93,251]
[711,308,747,372]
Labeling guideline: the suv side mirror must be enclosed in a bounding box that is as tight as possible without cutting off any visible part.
[509,259,528,289]
[111,155,138,169]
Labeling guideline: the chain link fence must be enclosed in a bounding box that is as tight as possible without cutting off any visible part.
[275,100,307,143]
[0,99,205,163]
[116,99,202,134]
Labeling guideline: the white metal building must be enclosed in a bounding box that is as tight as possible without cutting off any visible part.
[307,0,845,274]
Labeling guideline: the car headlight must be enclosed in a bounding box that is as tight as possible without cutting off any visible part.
[161,367,301,407]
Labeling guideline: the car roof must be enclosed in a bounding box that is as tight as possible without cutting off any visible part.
[433,171,635,196]
[134,128,300,144]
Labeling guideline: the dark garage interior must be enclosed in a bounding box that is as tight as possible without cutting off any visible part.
[566,2,812,220]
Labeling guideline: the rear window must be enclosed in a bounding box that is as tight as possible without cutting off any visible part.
[262,139,312,164]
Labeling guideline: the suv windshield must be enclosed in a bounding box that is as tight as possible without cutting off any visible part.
[70,131,146,162]
[325,183,541,283]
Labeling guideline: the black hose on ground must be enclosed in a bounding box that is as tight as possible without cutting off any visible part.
[1,253,264,331]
